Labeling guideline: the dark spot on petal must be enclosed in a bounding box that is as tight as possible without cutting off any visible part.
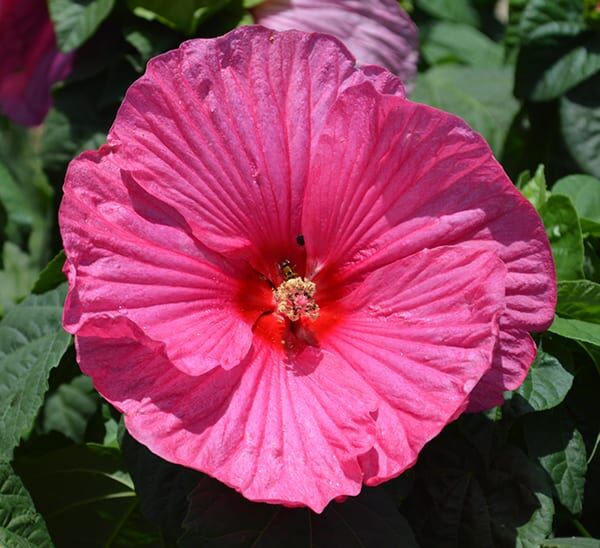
[296,234,305,246]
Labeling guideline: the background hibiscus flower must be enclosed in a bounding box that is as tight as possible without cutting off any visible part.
[252,0,419,90]
[0,0,73,126]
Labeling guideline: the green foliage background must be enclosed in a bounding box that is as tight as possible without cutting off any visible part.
[1,0,600,546]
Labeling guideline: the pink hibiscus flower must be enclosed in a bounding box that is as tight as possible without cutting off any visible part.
[252,0,419,91]
[0,0,73,126]
[59,27,556,512]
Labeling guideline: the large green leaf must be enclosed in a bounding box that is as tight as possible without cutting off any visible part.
[124,432,417,546]
[539,194,584,280]
[505,0,529,55]
[525,409,587,515]
[422,22,503,67]
[560,74,600,179]
[519,0,586,45]
[32,251,67,295]
[121,432,200,544]
[505,351,573,416]
[514,0,600,101]
[41,77,120,173]
[127,0,231,35]
[549,316,600,347]
[0,462,52,548]
[0,130,54,307]
[0,285,70,460]
[0,162,44,243]
[180,477,419,548]
[14,444,159,547]
[553,175,600,235]
[415,0,479,26]
[557,280,600,322]
[123,25,181,73]
[412,65,519,155]
[48,0,116,52]
[403,416,554,548]
[515,34,600,101]
[0,126,52,251]
[42,375,99,443]
[541,540,600,548]
[0,244,38,316]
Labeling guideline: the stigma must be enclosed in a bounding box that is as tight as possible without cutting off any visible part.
[273,276,320,322]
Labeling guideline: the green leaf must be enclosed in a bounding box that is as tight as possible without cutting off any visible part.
[102,405,119,448]
[505,351,573,416]
[549,316,600,347]
[521,164,549,210]
[525,409,587,515]
[415,0,480,26]
[515,34,600,101]
[505,0,529,55]
[14,444,159,547]
[0,244,38,316]
[121,432,200,544]
[0,162,43,241]
[128,422,417,545]
[412,65,519,155]
[514,0,600,100]
[123,26,180,73]
[32,251,67,295]
[541,540,600,548]
[41,78,116,173]
[0,285,71,460]
[560,74,600,179]
[557,280,600,322]
[42,375,99,443]
[422,22,503,67]
[519,0,587,45]
[539,194,584,280]
[403,416,554,548]
[0,462,52,548]
[48,0,116,52]
[127,0,231,35]
[553,174,600,235]
[0,132,53,278]
[0,127,52,249]
[180,477,419,548]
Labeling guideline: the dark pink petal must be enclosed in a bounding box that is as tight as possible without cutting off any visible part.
[323,245,506,483]
[107,26,380,279]
[252,0,419,90]
[75,317,378,513]
[60,147,253,376]
[303,84,556,411]
[466,325,537,412]
[0,0,73,126]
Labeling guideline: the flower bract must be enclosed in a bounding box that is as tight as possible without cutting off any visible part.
[60,26,556,513]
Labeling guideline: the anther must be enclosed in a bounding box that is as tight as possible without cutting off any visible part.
[272,277,320,322]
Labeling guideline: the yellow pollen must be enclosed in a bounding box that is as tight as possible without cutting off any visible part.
[272,277,320,322]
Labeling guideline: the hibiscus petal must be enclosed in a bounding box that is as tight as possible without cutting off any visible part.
[75,317,378,513]
[252,0,419,90]
[60,146,253,376]
[322,245,506,484]
[303,83,555,410]
[107,26,379,278]
[466,325,537,412]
